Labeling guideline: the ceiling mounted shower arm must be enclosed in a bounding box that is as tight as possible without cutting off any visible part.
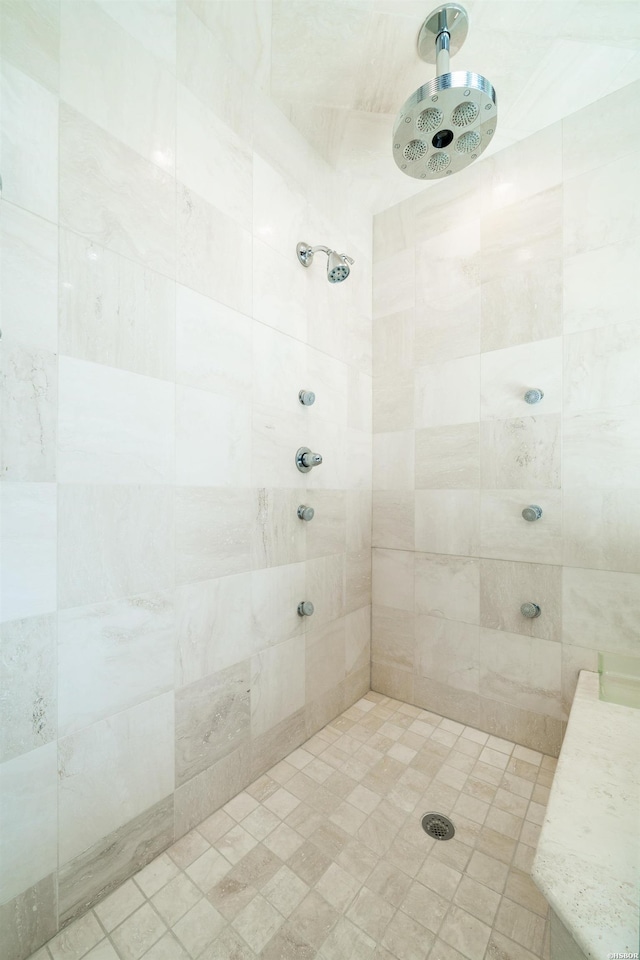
[435,10,451,75]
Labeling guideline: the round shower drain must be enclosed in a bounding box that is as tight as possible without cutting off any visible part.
[421,812,455,841]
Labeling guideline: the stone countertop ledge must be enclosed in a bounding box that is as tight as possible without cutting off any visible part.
[532,670,640,959]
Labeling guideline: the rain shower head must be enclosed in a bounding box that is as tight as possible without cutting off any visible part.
[296,242,354,283]
[392,3,497,181]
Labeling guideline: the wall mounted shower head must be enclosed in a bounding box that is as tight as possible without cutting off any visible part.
[392,3,497,181]
[296,242,354,283]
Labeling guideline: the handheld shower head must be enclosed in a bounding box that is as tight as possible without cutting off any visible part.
[296,242,354,283]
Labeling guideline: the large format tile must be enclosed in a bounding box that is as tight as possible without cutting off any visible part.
[415,616,480,694]
[251,637,306,738]
[0,201,58,352]
[175,284,252,398]
[0,483,57,624]
[480,416,560,489]
[59,796,174,926]
[480,560,562,643]
[415,553,480,626]
[58,485,174,608]
[563,406,640,489]
[175,662,251,787]
[0,613,57,762]
[59,103,175,277]
[563,566,640,656]
[177,184,252,315]
[176,385,250,487]
[415,356,480,430]
[415,423,479,489]
[58,357,175,484]
[0,741,57,904]
[563,237,640,335]
[175,487,253,585]
[0,873,57,960]
[58,593,174,736]
[60,0,175,171]
[564,321,640,415]
[0,62,58,222]
[177,83,252,229]
[563,488,640,575]
[58,694,174,865]
[479,490,562,564]
[480,338,562,421]
[0,0,60,92]
[96,0,177,68]
[1,343,57,481]
[415,490,480,557]
[563,150,640,256]
[479,628,563,720]
[59,230,175,380]
[176,573,254,687]
[481,259,562,354]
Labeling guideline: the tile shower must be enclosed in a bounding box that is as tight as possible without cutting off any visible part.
[0,3,638,960]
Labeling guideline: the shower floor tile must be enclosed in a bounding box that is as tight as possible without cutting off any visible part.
[33,694,555,960]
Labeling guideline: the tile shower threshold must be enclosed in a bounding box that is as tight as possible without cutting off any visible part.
[32,693,556,960]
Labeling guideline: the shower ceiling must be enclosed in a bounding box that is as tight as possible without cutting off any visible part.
[269,0,640,209]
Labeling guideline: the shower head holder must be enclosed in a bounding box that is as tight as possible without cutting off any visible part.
[297,242,354,283]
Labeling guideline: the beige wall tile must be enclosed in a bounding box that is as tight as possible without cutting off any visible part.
[563,237,640,335]
[60,103,174,276]
[58,593,174,736]
[416,490,480,557]
[478,628,563,720]
[480,559,562,643]
[479,490,562,564]
[564,321,640,415]
[175,662,251,788]
[373,431,414,490]
[1,201,58,352]
[0,742,57,904]
[563,488,640,574]
[372,548,414,612]
[372,605,415,672]
[59,485,174,609]
[415,616,480,694]
[0,613,57,762]
[372,491,414,551]
[416,423,480,489]
[563,566,640,655]
[481,260,562,354]
[480,337,562,421]
[58,695,174,864]
[563,406,640,489]
[481,187,562,285]
[562,80,640,181]
[415,356,480,429]
[1,0,60,92]
[563,150,640,256]
[251,637,306,737]
[480,416,560,489]
[415,553,479,625]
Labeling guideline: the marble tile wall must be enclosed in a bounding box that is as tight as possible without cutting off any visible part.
[0,3,372,958]
[372,80,640,756]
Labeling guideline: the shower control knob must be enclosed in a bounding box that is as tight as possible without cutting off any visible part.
[297,505,315,522]
[295,447,323,473]
[521,602,541,619]
[298,601,314,617]
[524,388,544,405]
[522,505,543,522]
[299,390,316,406]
